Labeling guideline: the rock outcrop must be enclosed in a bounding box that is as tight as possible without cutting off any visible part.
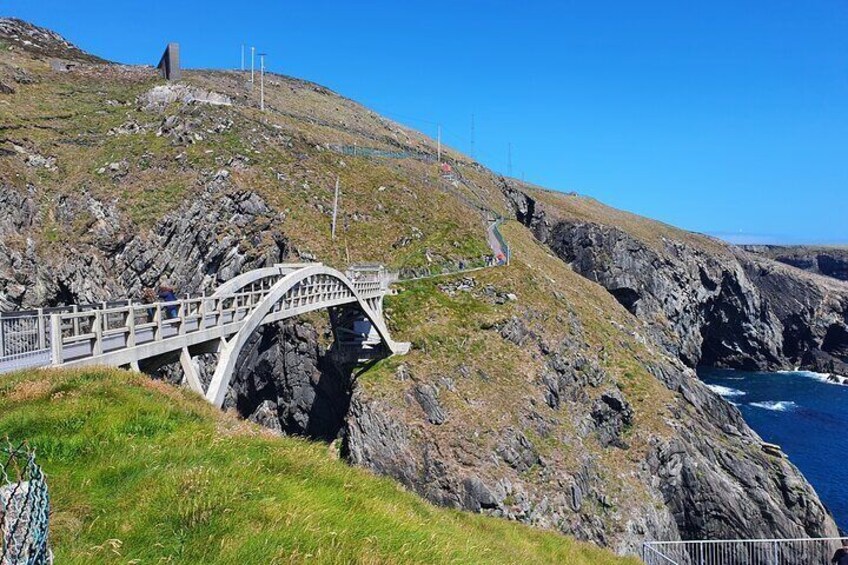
[344,329,839,556]
[504,185,848,378]
[742,245,848,282]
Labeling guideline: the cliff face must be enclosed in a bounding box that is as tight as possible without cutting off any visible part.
[742,245,848,282]
[0,19,841,558]
[340,228,838,554]
[504,185,848,379]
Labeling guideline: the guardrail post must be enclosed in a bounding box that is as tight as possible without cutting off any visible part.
[772,541,778,564]
[155,304,163,341]
[0,317,5,357]
[36,307,46,350]
[198,296,206,330]
[178,301,185,335]
[50,313,63,365]
[126,305,136,348]
[93,310,103,355]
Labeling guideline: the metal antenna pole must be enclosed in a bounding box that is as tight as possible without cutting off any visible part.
[259,53,266,111]
[241,44,245,71]
[331,176,340,239]
[251,46,255,83]
[437,125,441,162]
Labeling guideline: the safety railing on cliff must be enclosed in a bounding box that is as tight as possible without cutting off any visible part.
[490,217,511,265]
[1,444,51,564]
[395,257,489,282]
[393,214,510,283]
[328,144,436,162]
[642,537,843,565]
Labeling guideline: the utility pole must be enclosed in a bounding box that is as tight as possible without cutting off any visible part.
[250,46,255,83]
[470,113,475,160]
[241,44,245,71]
[437,125,441,162]
[507,142,513,177]
[259,53,266,111]
[331,176,340,239]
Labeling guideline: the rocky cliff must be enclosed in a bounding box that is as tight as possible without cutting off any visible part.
[503,184,848,380]
[742,244,848,282]
[0,18,841,558]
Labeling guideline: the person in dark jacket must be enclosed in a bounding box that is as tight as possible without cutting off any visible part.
[157,282,179,319]
[832,539,848,565]
[141,287,157,322]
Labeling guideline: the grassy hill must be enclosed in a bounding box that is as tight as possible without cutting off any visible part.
[0,367,635,564]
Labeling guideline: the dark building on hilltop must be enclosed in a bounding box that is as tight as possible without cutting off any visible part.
[158,42,180,80]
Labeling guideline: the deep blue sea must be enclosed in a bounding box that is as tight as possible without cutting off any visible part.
[699,367,848,531]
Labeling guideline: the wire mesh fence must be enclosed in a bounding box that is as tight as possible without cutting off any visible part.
[328,143,436,162]
[1,444,51,564]
[396,257,491,282]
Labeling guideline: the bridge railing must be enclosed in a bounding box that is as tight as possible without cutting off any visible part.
[48,287,283,366]
[642,538,842,564]
[0,314,50,371]
[0,265,393,374]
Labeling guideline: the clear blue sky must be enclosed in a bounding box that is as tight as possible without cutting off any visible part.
[6,1,848,244]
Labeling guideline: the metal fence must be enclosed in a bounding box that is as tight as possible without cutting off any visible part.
[0,303,131,373]
[642,538,843,565]
[328,144,436,162]
[1,444,51,564]
[396,257,490,282]
[491,217,511,265]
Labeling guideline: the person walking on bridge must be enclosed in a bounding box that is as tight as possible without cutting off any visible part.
[141,287,157,322]
[832,539,848,565]
[157,281,178,319]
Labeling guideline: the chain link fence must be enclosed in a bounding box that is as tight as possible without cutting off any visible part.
[1,444,51,564]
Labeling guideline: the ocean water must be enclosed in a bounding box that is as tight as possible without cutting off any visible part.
[699,367,848,531]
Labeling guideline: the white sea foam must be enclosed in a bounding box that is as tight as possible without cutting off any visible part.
[777,370,848,386]
[706,384,746,398]
[749,400,797,412]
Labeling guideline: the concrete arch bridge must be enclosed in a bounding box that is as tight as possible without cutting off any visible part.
[0,263,409,407]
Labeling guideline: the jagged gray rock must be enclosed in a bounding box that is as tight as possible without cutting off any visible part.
[413,383,446,425]
[742,244,848,282]
[504,185,848,378]
[590,389,633,448]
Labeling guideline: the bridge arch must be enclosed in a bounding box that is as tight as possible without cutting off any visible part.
[204,264,407,407]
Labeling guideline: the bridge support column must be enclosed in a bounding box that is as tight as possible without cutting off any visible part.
[180,347,204,395]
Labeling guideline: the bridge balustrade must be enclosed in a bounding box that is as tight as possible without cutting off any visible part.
[0,265,392,375]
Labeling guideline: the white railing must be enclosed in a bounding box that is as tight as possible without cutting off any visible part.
[0,265,392,374]
[642,537,844,565]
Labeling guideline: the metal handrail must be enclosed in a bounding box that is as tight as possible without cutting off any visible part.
[642,537,844,565]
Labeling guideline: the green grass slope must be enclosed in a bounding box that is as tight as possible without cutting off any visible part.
[0,368,636,564]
